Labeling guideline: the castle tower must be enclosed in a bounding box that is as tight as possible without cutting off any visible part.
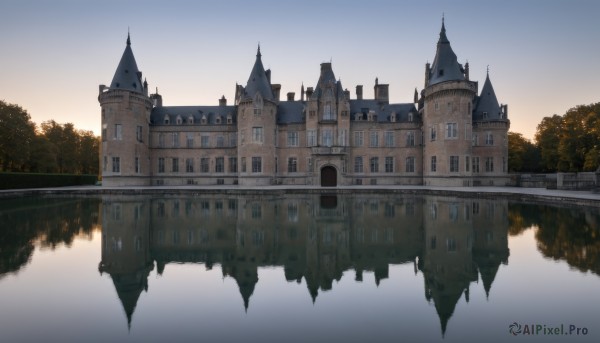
[236,46,277,186]
[99,33,153,186]
[422,20,477,186]
[471,71,510,185]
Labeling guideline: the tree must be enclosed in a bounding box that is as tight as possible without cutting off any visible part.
[78,130,99,175]
[508,132,541,172]
[0,100,36,171]
[534,115,562,172]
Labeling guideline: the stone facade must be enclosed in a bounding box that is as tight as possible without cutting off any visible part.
[99,22,509,187]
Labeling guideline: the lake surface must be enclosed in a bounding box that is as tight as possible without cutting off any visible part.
[0,194,599,342]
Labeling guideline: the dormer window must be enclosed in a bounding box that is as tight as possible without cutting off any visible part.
[408,112,414,122]
[355,113,361,121]
[227,114,233,124]
[188,116,194,124]
[164,115,170,125]
[483,111,488,119]
[390,112,396,122]
[439,69,444,76]
[215,116,222,125]
[253,93,263,116]
[201,114,208,125]
[176,115,183,125]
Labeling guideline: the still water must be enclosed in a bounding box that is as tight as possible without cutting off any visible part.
[0,194,599,342]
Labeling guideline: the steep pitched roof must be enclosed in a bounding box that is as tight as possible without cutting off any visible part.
[428,20,465,86]
[243,45,274,101]
[311,63,344,101]
[473,73,504,121]
[110,33,143,93]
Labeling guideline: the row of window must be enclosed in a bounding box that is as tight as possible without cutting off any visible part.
[162,114,233,125]
[353,156,412,173]
[428,123,497,146]
[157,132,237,148]
[429,156,505,173]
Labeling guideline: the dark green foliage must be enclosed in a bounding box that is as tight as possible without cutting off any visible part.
[0,172,97,189]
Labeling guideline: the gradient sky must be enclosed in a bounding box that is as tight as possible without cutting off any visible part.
[0,0,598,140]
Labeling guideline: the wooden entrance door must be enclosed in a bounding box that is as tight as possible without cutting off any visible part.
[320,166,337,187]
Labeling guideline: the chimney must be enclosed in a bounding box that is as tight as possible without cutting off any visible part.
[265,69,271,83]
[219,95,227,106]
[425,63,431,87]
[344,89,350,99]
[301,84,305,101]
[465,62,470,80]
[287,92,295,101]
[306,87,314,99]
[356,85,363,100]
[374,81,389,103]
[271,84,281,101]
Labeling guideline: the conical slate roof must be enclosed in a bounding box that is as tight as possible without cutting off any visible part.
[428,20,465,86]
[474,73,503,121]
[110,33,143,93]
[243,45,274,101]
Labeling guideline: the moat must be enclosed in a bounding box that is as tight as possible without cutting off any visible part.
[1,194,599,342]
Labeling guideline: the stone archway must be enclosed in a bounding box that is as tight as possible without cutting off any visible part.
[320,166,337,187]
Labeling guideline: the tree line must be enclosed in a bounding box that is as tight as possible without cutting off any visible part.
[509,102,600,173]
[0,100,99,175]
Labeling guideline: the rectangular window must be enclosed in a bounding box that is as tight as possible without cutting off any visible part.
[354,131,364,146]
[103,156,107,171]
[229,133,237,147]
[472,134,478,146]
[114,124,122,140]
[102,125,107,142]
[472,157,480,173]
[354,157,364,173]
[229,157,237,173]
[201,135,210,147]
[307,130,317,147]
[112,157,120,173]
[186,158,194,173]
[186,133,194,148]
[485,132,494,145]
[339,129,347,146]
[503,157,507,172]
[446,123,458,138]
[430,126,437,141]
[215,157,224,173]
[241,157,246,172]
[287,157,297,173]
[384,131,394,147]
[322,129,333,147]
[431,156,437,172]
[136,126,143,142]
[324,101,334,120]
[450,156,459,172]
[252,127,263,143]
[370,157,379,173]
[172,158,179,172]
[158,157,165,173]
[216,135,225,147]
[405,157,415,173]
[385,157,394,173]
[201,158,209,173]
[406,131,415,147]
[158,133,165,147]
[370,131,379,147]
[485,157,494,172]
[252,157,262,173]
[466,156,470,172]
[287,131,299,147]
[172,133,179,147]
[135,157,140,173]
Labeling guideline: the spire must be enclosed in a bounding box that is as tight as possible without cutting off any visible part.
[127,28,131,45]
[474,72,503,121]
[427,19,465,86]
[243,45,273,101]
[110,32,143,93]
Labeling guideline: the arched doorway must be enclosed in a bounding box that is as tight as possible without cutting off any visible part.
[320,166,337,187]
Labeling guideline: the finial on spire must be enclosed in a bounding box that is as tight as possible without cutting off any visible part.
[257,43,261,57]
[487,65,490,75]
[127,27,131,45]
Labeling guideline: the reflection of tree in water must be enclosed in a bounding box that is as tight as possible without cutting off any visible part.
[508,203,600,275]
[0,197,100,278]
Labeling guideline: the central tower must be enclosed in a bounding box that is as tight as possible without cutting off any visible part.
[422,20,477,186]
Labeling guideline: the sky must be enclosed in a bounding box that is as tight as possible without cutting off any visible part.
[0,0,598,140]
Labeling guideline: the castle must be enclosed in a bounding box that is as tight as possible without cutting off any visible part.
[99,20,509,187]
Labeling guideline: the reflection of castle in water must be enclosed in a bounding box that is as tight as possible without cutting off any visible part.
[99,194,509,334]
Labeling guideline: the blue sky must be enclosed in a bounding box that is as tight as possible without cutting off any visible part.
[0,0,598,139]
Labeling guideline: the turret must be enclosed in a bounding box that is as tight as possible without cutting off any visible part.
[98,33,153,186]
